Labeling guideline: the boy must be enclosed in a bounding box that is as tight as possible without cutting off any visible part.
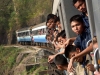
[54,54,75,75]
[65,45,93,75]
[68,14,93,71]
[72,0,89,28]
[46,14,57,29]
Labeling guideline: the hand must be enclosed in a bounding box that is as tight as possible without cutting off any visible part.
[87,64,95,72]
[48,55,56,63]
[94,71,100,75]
[67,57,74,72]
[64,39,70,46]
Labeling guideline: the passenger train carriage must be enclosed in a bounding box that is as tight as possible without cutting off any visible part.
[16,22,47,45]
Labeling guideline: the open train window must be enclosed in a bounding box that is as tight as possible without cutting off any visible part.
[26,32,29,36]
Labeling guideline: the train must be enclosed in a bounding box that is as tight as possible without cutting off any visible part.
[16,0,100,72]
[16,22,47,45]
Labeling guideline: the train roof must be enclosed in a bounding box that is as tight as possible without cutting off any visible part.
[16,27,31,33]
[31,22,46,29]
[31,22,46,31]
[16,22,46,33]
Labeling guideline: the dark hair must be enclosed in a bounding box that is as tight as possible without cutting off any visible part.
[56,30,66,41]
[64,45,77,58]
[45,34,50,40]
[54,54,68,66]
[73,0,85,5]
[70,14,84,25]
[54,16,60,23]
[47,14,57,22]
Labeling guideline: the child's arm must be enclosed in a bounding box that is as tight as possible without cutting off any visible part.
[68,43,93,72]
[87,64,95,72]
[48,48,65,62]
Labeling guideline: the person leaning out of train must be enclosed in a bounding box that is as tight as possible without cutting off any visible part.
[52,30,66,53]
[48,29,76,63]
[46,33,53,43]
[46,14,57,29]
[48,30,67,63]
[46,14,62,34]
[54,54,76,75]
[67,14,93,72]
[65,45,93,75]
[54,16,62,33]
[72,0,89,29]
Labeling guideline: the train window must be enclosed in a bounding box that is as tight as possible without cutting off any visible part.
[38,29,43,35]
[33,30,38,35]
[18,33,19,37]
[32,31,35,35]
[22,32,23,36]
[30,30,32,35]
[26,32,29,36]
[19,33,21,37]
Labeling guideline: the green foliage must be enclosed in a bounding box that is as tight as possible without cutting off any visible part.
[0,46,21,75]
[0,0,52,44]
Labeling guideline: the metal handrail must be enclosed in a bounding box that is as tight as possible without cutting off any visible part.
[94,48,100,71]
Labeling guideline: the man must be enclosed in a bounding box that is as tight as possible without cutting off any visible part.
[73,0,89,28]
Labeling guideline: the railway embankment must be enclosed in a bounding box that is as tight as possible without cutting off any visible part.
[0,45,56,75]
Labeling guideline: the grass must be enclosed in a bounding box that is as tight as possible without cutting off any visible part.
[0,46,49,75]
[0,46,22,75]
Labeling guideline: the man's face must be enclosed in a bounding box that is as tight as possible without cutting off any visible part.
[71,21,84,35]
[74,1,87,13]
[47,19,55,29]
[69,49,82,62]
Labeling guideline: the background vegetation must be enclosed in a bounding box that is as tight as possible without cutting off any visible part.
[0,0,53,45]
[0,46,21,75]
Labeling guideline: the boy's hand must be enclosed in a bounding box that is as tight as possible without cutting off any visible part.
[87,64,95,72]
[48,55,56,63]
[68,57,74,72]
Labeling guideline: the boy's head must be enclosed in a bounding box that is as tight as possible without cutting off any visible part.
[56,30,66,45]
[54,54,68,70]
[55,17,62,29]
[46,34,52,43]
[70,15,85,35]
[73,0,87,14]
[65,45,83,62]
[46,14,57,29]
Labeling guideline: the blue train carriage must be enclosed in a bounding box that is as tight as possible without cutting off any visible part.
[16,27,32,45]
[31,22,47,45]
